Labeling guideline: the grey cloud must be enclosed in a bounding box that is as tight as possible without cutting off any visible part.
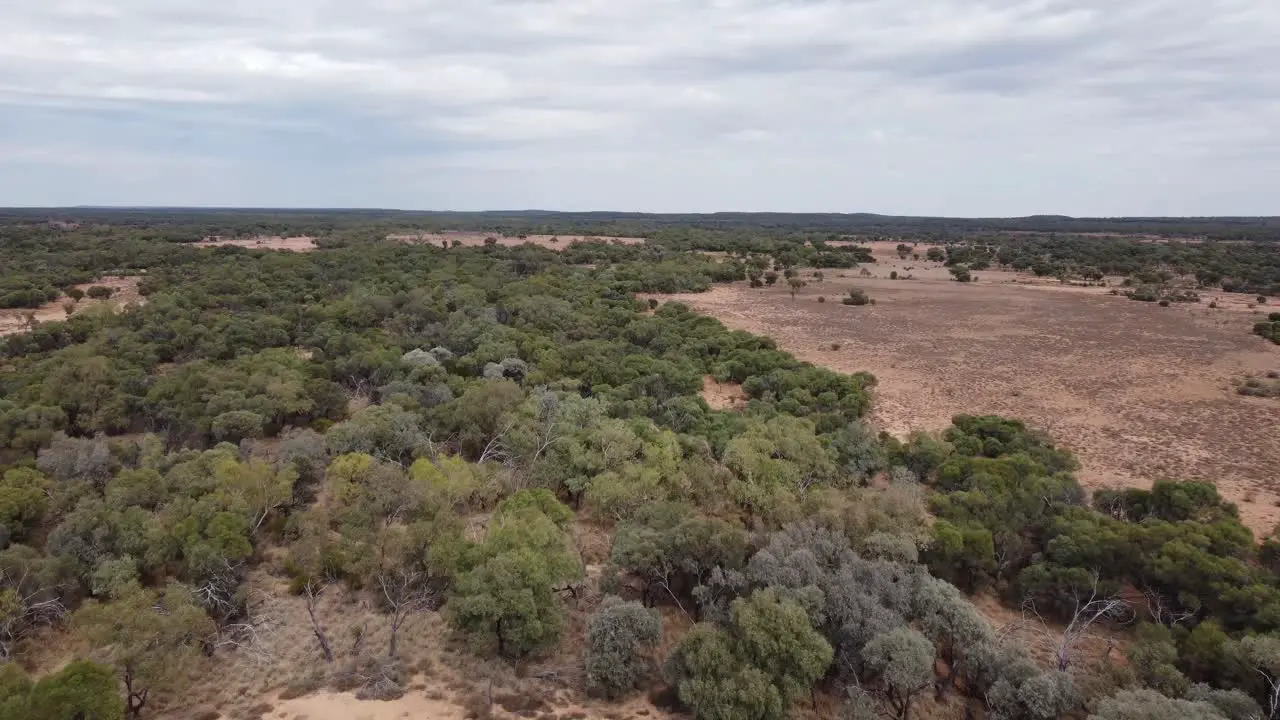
[0,0,1277,214]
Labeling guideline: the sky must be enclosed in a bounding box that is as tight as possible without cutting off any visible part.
[1,0,1278,216]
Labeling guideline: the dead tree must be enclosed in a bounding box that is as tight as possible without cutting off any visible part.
[0,567,68,661]
[303,580,334,663]
[376,568,439,659]
[1024,573,1131,671]
[1141,584,1197,627]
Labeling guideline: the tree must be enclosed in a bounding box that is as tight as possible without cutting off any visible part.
[730,588,833,706]
[1027,574,1129,671]
[76,584,215,719]
[214,455,295,533]
[0,546,68,661]
[210,410,265,442]
[1240,634,1280,720]
[788,277,806,299]
[0,468,49,542]
[1,659,125,720]
[1090,689,1226,720]
[863,627,935,720]
[1184,684,1262,720]
[27,659,125,720]
[1128,624,1188,697]
[447,491,582,657]
[843,288,871,306]
[325,404,432,465]
[370,527,440,659]
[988,670,1078,720]
[668,589,831,720]
[670,623,785,720]
[585,596,662,698]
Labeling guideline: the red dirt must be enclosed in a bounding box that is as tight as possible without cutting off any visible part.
[653,244,1280,535]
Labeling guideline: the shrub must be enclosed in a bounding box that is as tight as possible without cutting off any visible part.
[1159,299,1171,307]
[585,597,662,698]
[842,288,871,306]
[890,271,898,280]
[949,266,972,283]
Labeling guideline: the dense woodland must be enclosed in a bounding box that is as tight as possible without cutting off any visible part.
[1,212,1279,720]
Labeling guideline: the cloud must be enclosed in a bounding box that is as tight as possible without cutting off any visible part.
[0,0,1277,214]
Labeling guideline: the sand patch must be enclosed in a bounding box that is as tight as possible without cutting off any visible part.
[0,275,144,337]
[195,236,317,252]
[700,375,748,411]
[389,232,645,250]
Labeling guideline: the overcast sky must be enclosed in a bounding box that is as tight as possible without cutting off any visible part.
[1,1,1277,215]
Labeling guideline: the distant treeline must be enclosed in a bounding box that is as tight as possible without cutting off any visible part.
[4,208,1280,243]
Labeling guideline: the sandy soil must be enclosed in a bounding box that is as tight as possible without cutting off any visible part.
[654,244,1280,534]
[0,275,143,337]
[389,232,645,249]
[700,375,748,410]
[195,236,318,252]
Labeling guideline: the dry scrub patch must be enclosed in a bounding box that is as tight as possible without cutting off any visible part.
[195,236,318,252]
[389,232,645,250]
[653,262,1280,534]
[0,275,143,337]
[172,565,675,720]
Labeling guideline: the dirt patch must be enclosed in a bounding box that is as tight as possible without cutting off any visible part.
[700,375,748,411]
[0,275,144,337]
[195,236,317,252]
[652,261,1280,535]
[389,232,645,250]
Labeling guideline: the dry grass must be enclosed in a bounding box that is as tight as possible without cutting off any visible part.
[148,560,678,720]
[651,241,1280,534]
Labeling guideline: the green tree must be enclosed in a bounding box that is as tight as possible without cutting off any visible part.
[1090,689,1226,720]
[0,468,49,543]
[1128,624,1188,697]
[585,596,662,698]
[75,584,215,719]
[446,491,581,657]
[27,659,125,720]
[863,627,935,720]
[668,589,832,720]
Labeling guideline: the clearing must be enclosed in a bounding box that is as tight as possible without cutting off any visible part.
[195,236,318,252]
[0,275,144,337]
[656,244,1280,534]
[389,231,645,249]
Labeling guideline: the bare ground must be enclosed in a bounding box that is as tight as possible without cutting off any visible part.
[700,375,749,411]
[195,236,318,252]
[0,275,144,337]
[389,232,645,249]
[655,245,1280,534]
